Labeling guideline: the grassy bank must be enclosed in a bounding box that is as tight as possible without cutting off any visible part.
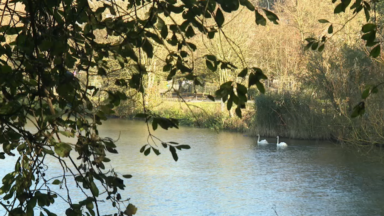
[114,99,253,132]
[112,93,376,143]
[149,101,253,132]
[250,93,336,140]
[112,95,340,138]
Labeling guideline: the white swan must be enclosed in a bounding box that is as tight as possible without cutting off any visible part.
[257,134,269,145]
[276,136,288,147]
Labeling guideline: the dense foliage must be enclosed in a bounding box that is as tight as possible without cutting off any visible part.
[0,0,382,215]
[0,0,279,215]
[304,0,383,117]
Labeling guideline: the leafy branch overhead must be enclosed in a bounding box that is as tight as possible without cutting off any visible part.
[135,113,189,161]
[304,0,381,118]
[306,0,374,54]
[0,0,279,215]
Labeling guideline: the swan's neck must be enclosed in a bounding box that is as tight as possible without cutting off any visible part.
[257,135,260,142]
[277,137,279,144]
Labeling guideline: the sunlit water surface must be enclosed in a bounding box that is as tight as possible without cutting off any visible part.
[1,119,384,216]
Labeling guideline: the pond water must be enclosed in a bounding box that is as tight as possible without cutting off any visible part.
[1,119,384,215]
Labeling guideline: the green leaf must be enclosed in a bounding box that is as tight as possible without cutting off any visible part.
[42,148,54,155]
[328,25,333,34]
[206,60,216,71]
[350,0,362,10]
[180,51,188,58]
[142,39,153,58]
[152,119,158,130]
[341,0,352,7]
[362,30,376,41]
[178,145,191,149]
[122,174,132,179]
[237,83,248,95]
[334,3,345,13]
[153,117,179,130]
[305,42,313,51]
[163,64,172,72]
[90,182,99,197]
[256,82,265,94]
[17,143,26,152]
[215,8,225,28]
[187,42,197,51]
[311,42,319,50]
[255,10,266,26]
[207,95,215,101]
[235,107,242,118]
[0,152,5,159]
[157,17,168,39]
[248,73,257,87]
[146,32,163,44]
[208,30,216,39]
[238,68,248,78]
[227,98,233,110]
[168,34,178,46]
[144,147,151,156]
[169,146,178,161]
[27,198,37,215]
[140,145,146,153]
[351,102,365,118]
[366,40,378,47]
[54,143,72,157]
[362,23,376,33]
[161,24,168,39]
[321,36,327,42]
[364,6,370,22]
[129,73,144,92]
[362,88,370,99]
[220,0,239,12]
[121,46,138,62]
[42,208,57,216]
[177,61,192,73]
[124,204,138,216]
[370,45,380,58]
[153,148,161,156]
[52,179,61,185]
[318,19,329,23]
[240,0,255,11]
[185,26,195,38]
[253,67,268,79]
[263,9,279,24]
[205,54,217,62]
[305,37,316,42]
[59,130,74,137]
[318,44,325,52]
[363,1,371,11]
